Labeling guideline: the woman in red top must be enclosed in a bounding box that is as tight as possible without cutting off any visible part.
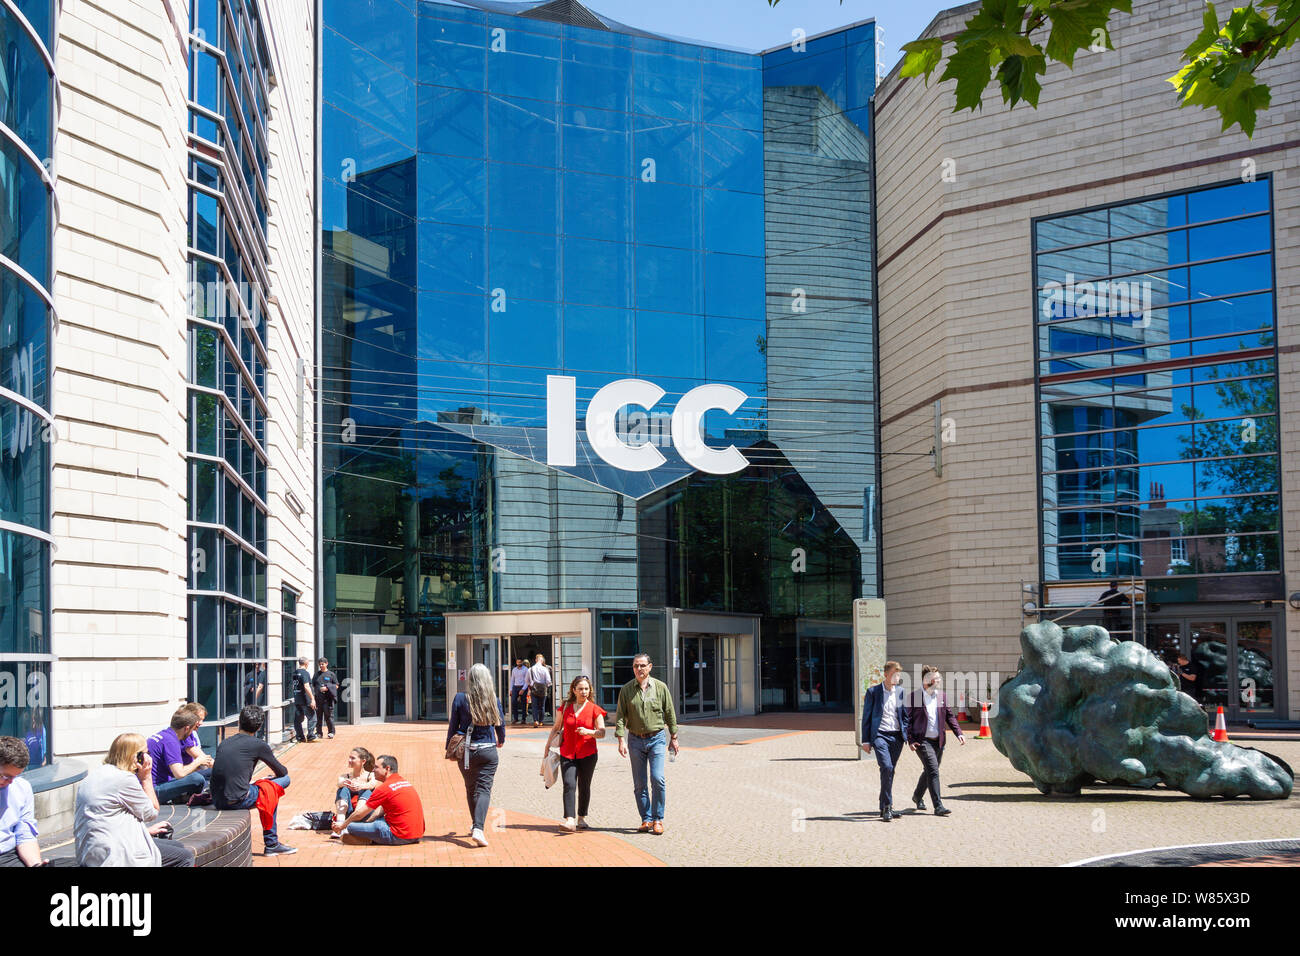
[543,675,606,832]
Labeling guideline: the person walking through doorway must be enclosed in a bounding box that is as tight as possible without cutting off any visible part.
[528,653,553,727]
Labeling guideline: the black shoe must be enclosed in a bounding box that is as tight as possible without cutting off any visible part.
[914,798,927,811]
[934,806,952,817]
[880,808,893,822]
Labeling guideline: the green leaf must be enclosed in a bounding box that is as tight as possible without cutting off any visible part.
[1216,71,1272,135]
[997,52,1047,106]
[900,37,945,80]
[1182,1,1223,59]
[940,41,998,111]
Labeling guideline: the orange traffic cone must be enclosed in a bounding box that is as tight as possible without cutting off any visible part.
[1211,705,1229,742]
[976,702,992,739]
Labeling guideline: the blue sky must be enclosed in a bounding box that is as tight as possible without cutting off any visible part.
[582,0,958,70]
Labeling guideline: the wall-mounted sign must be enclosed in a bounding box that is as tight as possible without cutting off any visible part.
[547,375,748,475]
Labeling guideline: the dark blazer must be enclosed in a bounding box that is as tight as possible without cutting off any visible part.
[905,690,963,748]
[861,682,909,744]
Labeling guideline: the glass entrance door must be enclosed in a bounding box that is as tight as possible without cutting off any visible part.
[681,636,718,717]
[1234,619,1274,717]
[359,648,381,720]
[1148,615,1282,720]
[358,644,411,722]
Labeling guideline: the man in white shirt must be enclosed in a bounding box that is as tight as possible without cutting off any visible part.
[510,658,530,725]
[528,654,553,727]
[905,665,965,816]
[860,662,910,821]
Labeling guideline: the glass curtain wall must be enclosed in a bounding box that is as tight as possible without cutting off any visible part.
[0,0,56,764]
[1035,179,1281,604]
[186,0,274,746]
[322,0,875,717]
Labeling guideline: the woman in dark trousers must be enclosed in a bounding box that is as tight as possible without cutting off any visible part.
[544,675,606,832]
[447,663,505,848]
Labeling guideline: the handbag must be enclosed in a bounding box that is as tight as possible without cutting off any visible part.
[446,728,467,763]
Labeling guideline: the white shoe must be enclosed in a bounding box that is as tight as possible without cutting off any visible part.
[561,817,577,832]
[576,816,589,830]
[471,828,488,847]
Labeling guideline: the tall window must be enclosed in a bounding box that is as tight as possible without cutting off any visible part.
[1034,179,1280,599]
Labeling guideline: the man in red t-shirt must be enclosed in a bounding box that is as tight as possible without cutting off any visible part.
[334,754,425,846]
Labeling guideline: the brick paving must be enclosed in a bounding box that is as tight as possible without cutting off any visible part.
[250,723,661,867]
[250,718,1300,867]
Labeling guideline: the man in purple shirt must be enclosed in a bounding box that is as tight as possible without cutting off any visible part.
[148,708,213,805]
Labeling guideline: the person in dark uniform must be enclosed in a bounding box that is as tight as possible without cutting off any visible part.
[1099,581,1128,636]
[291,658,316,742]
[1172,653,1204,706]
[313,659,340,739]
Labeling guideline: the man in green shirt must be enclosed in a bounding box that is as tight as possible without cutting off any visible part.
[615,653,679,835]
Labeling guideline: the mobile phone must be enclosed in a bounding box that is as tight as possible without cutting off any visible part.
[135,751,147,767]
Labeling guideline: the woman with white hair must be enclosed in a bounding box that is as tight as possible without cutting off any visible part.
[446,663,506,847]
[74,733,195,866]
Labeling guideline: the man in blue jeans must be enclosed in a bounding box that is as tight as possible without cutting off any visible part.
[614,654,679,835]
[211,706,296,855]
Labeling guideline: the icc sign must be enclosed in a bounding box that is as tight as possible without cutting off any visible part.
[546,375,748,475]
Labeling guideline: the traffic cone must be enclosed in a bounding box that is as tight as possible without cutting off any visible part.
[1211,705,1229,742]
[976,702,992,739]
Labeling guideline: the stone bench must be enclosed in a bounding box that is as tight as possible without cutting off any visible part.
[40,803,253,867]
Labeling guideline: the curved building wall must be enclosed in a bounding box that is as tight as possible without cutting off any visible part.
[0,0,56,765]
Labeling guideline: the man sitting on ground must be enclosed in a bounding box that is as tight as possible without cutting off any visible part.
[211,706,296,856]
[332,754,425,847]
[148,707,214,806]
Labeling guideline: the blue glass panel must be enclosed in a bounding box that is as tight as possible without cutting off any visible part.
[633,51,700,122]
[564,238,630,309]
[418,85,485,158]
[703,62,762,129]
[633,117,700,186]
[1190,293,1273,339]
[704,46,757,67]
[14,0,54,49]
[322,103,413,187]
[562,171,630,244]
[488,95,557,167]
[419,2,486,24]
[490,298,560,368]
[488,162,559,233]
[0,141,49,284]
[1190,254,1271,299]
[762,51,846,112]
[634,34,701,58]
[1188,180,1269,223]
[562,105,630,175]
[0,269,49,408]
[418,224,486,295]
[488,229,558,302]
[418,152,485,224]
[327,0,418,77]
[0,398,48,530]
[706,316,766,386]
[701,125,763,194]
[485,28,560,101]
[704,189,764,256]
[565,305,633,373]
[1188,216,1271,261]
[563,40,632,112]
[636,312,704,379]
[419,17,486,90]
[635,246,701,314]
[324,28,416,148]
[634,181,699,250]
[418,291,487,363]
[704,253,764,319]
[0,530,46,655]
[846,40,876,112]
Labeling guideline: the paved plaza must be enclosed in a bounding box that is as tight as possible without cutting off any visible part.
[251,716,1300,867]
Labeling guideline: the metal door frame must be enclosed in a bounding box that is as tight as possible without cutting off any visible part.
[1145,609,1285,720]
[681,634,720,718]
[350,635,415,724]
